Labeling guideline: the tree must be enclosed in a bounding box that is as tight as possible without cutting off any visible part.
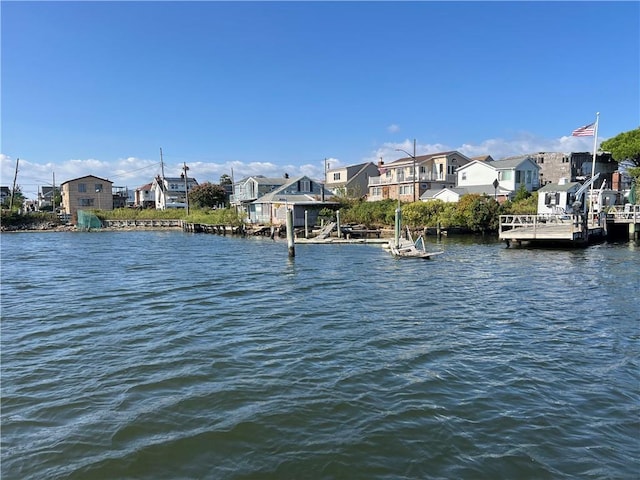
[188,182,227,209]
[219,174,232,186]
[600,128,640,166]
[513,184,531,202]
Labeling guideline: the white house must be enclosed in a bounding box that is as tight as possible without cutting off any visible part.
[134,183,155,208]
[537,179,581,214]
[151,175,199,210]
[456,157,540,201]
[421,185,512,203]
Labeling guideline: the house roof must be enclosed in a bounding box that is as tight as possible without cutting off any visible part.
[491,157,540,170]
[162,176,198,183]
[137,183,153,190]
[538,181,580,192]
[253,176,337,204]
[457,157,540,173]
[60,174,112,185]
[389,150,465,165]
[421,184,512,200]
[472,155,494,162]
[253,176,287,185]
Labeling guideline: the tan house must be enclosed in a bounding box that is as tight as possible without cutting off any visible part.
[60,175,113,220]
[325,162,380,198]
[368,151,472,202]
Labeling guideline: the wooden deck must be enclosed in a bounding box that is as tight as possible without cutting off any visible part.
[499,214,603,246]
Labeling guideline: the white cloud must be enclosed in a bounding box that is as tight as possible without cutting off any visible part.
[387,124,400,133]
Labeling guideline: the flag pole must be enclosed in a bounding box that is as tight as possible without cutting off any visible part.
[588,112,600,225]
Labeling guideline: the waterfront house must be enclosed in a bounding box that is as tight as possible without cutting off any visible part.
[421,184,512,203]
[368,151,472,202]
[135,183,155,208]
[537,179,581,214]
[456,157,540,201]
[325,162,380,198]
[60,175,113,220]
[151,175,199,210]
[230,176,287,218]
[249,175,338,227]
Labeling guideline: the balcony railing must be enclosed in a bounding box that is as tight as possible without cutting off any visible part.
[369,173,455,186]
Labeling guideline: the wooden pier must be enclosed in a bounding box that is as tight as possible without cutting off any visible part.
[499,214,604,247]
[605,204,640,241]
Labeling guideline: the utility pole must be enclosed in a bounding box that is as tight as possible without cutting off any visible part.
[52,172,56,212]
[182,162,190,215]
[9,158,19,210]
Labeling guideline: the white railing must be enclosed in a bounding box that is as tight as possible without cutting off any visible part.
[606,204,640,222]
[368,173,455,186]
[499,214,586,235]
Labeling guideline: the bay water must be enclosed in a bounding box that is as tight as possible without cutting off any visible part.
[1,231,638,479]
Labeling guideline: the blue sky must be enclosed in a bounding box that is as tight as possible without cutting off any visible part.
[2,1,639,199]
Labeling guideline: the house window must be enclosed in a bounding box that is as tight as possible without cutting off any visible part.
[502,171,513,181]
[299,180,311,192]
[78,183,87,192]
[399,185,414,195]
[538,157,544,164]
[526,171,532,184]
[461,172,467,181]
[78,198,95,207]
[333,172,341,181]
[515,171,522,183]
[95,183,103,193]
[448,165,456,175]
[372,187,381,196]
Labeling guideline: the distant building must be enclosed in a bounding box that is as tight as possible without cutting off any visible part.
[504,152,617,188]
[151,175,199,210]
[249,175,337,226]
[455,157,540,201]
[0,186,11,205]
[231,176,287,218]
[60,175,114,221]
[325,162,380,198]
[38,186,58,210]
[135,183,155,208]
[368,151,472,202]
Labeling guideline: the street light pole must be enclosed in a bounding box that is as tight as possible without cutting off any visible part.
[396,138,418,202]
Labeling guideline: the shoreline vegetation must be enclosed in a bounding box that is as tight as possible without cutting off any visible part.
[1,194,538,235]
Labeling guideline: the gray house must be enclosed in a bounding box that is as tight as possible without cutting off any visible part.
[249,175,338,227]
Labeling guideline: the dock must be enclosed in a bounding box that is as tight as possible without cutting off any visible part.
[605,205,640,241]
[499,214,604,247]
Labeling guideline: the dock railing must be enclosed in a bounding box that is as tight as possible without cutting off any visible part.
[606,204,640,223]
[499,214,587,240]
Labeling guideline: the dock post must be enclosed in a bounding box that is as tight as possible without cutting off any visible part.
[286,208,295,257]
[304,210,308,239]
[394,207,401,248]
[336,210,341,239]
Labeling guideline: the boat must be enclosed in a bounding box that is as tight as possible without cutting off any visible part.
[385,226,444,259]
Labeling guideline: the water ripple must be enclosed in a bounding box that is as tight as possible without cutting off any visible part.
[1,232,638,479]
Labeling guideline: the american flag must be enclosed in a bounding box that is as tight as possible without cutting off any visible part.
[571,122,595,136]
